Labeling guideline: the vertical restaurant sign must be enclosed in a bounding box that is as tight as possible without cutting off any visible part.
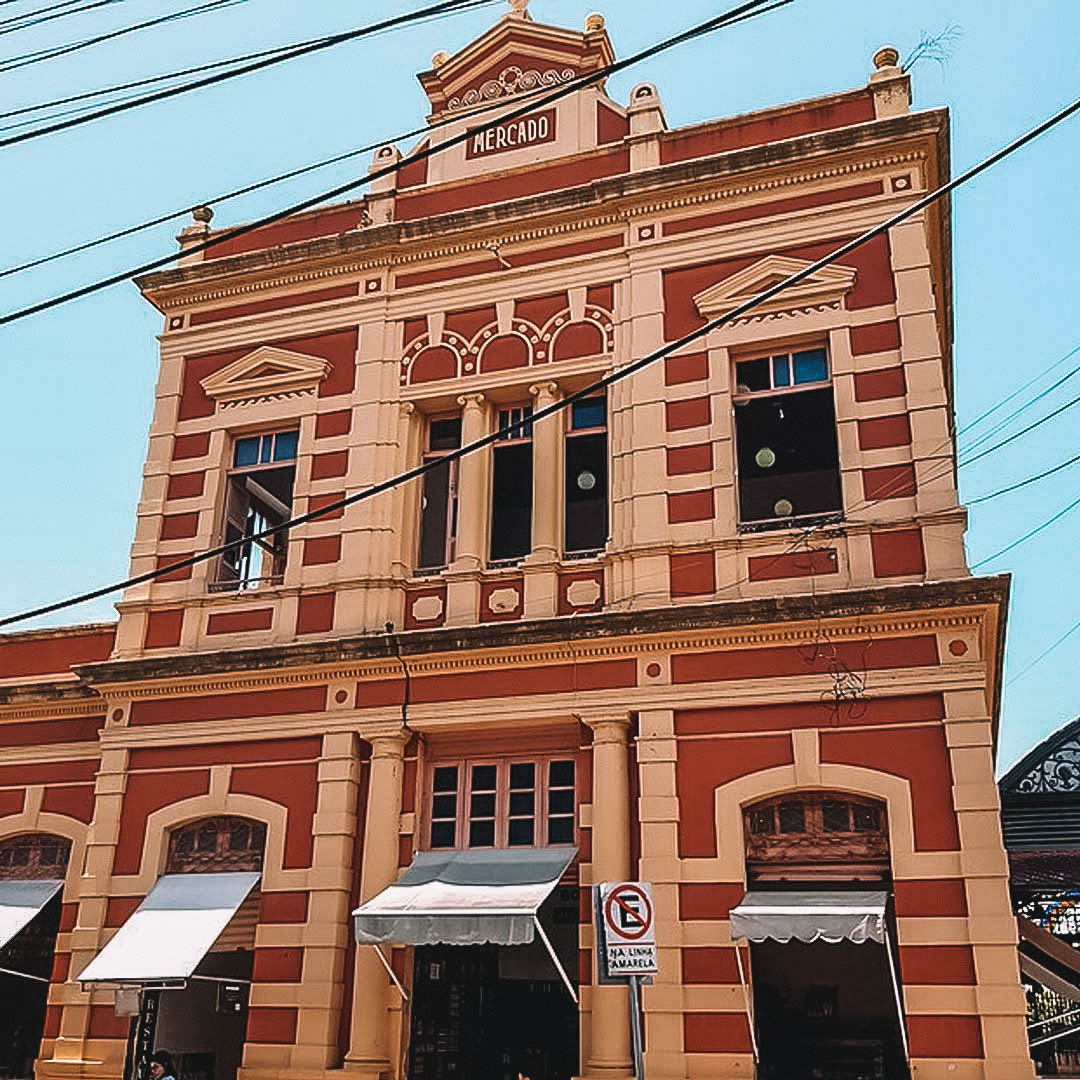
[466,108,557,159]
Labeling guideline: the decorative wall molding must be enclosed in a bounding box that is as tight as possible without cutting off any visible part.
[199,345,331,408]
[447,65,577,111]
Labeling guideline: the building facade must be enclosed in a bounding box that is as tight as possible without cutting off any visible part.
[0,4,1035,1079]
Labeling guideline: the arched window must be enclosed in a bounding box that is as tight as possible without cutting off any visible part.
[743,792,889,881]
[166,816,266,874]
[0,834,71,880]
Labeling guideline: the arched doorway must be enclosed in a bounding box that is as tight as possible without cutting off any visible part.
[124,816,265,1080]
[736,792,909,1080]
[0,832,71,1079]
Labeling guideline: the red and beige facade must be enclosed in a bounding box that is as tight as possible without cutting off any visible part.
[0,5,1035,1080]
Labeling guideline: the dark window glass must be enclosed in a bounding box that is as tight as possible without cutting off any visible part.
[471,765,497,791]
[0,850,10,867]
[469,820,496,847]
[735,357,771,393]
[229,823,250,850]
[822,802,850,832]
[252,823,266,850]
[418,459,454,569]
[549,789,574,815]
[490,443,533,561]
[272,430,299,461]
[176,830,194,854]
[234,437,261,467]
[433,766,458,793]
[470,793,496,818]
[432,794,457,819]
[40,844,59,866]
[749,808,775,835]
[509,791,535,816]
[11,847,29,867]
[734,386,841,523]
[793,348,828,384]
[428,417,462,452]
[778,803,805,833]
[571,397,606,431]
[853,804,880,832]
[509,762,535,789]
[772,355,791,387]
[548,817,574,845]
[431,821,456,849]
[549,760,575,787]
[508,819,534,846]
[197,824,217,852]
[565,431,607,553]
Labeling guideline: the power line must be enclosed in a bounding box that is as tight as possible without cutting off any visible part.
[0,0,249,74]
[0,25,608,280]
[1007,617,1080,686]
[959,388,1080,468]
[2,80,1077,628]
[0,0,495,146]
[0,0,789,324]
[971,494,1080,570]
[0,0,132,35]
[966,452,1080,505]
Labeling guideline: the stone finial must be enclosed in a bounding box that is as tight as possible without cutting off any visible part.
[507,0,528,17]
[191,205,213,224]
[873,45,900,70]
[585,12,605,31]
[431,50,449,69]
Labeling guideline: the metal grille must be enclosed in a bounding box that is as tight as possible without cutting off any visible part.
[166,817,265,874]
[0,834,71,881]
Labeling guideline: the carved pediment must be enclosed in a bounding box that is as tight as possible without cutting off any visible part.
[693,255,858,323]
[418,9,614,116]
[200,346,331,408]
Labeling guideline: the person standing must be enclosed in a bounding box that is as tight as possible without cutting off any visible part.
[149,1050,177,1080]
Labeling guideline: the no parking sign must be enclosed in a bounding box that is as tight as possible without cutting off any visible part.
[598,881,658,975]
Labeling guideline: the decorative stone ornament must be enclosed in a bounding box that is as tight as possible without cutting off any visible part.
[200,345,331,409]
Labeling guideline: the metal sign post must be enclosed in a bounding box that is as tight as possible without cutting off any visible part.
[596,882,658,1080]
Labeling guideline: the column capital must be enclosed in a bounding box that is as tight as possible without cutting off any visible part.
[457,392,487,409]
[399,401,416,417]
[529,380,560,402]
[357,721,409,755]
[578,710,633,742]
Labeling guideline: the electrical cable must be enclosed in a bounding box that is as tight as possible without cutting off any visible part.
[1007,617,1080,686]
[0,0,789,324]
[0,32,630,281]
[2,79,1077,628]
[959,389,1080,468]
[0,0,496,145]
[0,0,249,74]
[966,452,1080,505]
[0,0,132,35]
[970,494,1080,570]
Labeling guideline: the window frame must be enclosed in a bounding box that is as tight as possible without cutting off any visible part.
[489,402,535,566]
[416,412,462,572]
[730,342,843,531]
[423,754,578,851]
[563,394,610,557]
[215,426,300,591]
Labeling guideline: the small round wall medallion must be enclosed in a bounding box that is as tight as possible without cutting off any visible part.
[645,662,662,679]
[949,639,968,657]
[335,689,350,704]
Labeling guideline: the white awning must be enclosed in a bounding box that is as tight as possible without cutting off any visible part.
[0,880,63,951]
[354,847,576,947]
[729,890,888,945]
[78,872,260,985]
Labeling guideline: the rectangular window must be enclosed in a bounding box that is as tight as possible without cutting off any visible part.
[733,346,842,528]
[426,757,576,850]
[565,395,608,555]
[217,430,298,590]
[490,406,533,564]
[417,416,461,570]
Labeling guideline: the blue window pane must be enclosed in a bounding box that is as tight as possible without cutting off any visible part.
[234,437,260,467]
[571,397,606,430]
[273,430,299,461]
[259,436,272,464]
[772,355,791,387]
[793,349,828,384]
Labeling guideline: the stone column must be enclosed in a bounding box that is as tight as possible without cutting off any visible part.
[582,712,635,1080]
[447,393,487,625]
[346,725,408,1078]
[524,381,561,618]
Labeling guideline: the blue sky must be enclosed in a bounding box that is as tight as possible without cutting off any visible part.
[1,0,1077,771]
